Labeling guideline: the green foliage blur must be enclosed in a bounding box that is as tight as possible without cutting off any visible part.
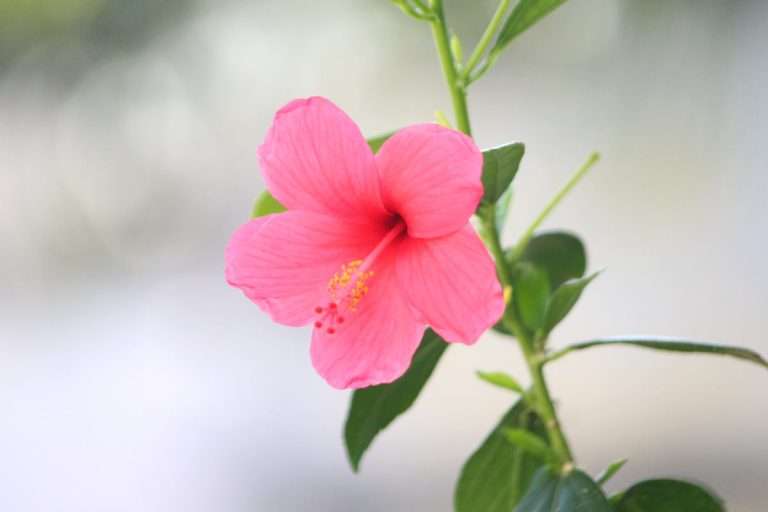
[0,0,194,67]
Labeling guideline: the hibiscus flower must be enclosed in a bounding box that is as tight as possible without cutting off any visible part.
[226,97,504,389]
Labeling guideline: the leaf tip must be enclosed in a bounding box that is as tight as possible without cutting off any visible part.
[344,444,362,473]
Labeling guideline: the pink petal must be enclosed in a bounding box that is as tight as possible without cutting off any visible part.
[310,248,427,389]
[225,211,388,326]
[258,97,388,221]
[395,224,504,344]
[375,124,483,238]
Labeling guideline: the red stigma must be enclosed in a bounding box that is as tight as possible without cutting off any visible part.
[313,300,349,336]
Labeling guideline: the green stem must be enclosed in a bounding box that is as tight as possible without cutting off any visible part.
[467,49,498,85]
[428,0,472,135]
[428,0,573,468]
[510,152,600,263]
[483,210,512,289]
[516,328,574,466]
[462,0,511,82]
[483,208,575,467]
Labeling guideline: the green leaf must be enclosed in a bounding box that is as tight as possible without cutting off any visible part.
[513,467,612,512]
[504,429,556,462]
[555,336,768,369]
[612,479,724,512]
[250,190,286,219]
[518,232,586,290]
[344,329,447,472]
[481,142,525,204]
[512,261,550,332]
[366,132,395,153]
[502,239,591,338]
[495,187,515,231]
[493,0,570,54]
[595,458,627,485]
[455,399,548,512]
[541,270,601,337]
[476,371,524,394]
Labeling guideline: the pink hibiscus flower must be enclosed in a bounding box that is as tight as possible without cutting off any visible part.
[225,97,505,389]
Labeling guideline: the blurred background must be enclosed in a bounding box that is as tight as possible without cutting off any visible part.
[1,0,766,510]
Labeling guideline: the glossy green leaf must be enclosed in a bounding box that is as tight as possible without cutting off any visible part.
[512,262,550,332]
[541,270,600,337]
[477,371,524,394]
[344,329,447,472]
[366,132,395,153]
[250,190,286,219]
[504,429,555,462]
[513,467,612,512]
[455,399,547,512]
[518,232,586,290]
[493,0,570,54]
[612,479,724,512]
[554,336,768,369]
[481,142,525,204]
[595,458,627,485]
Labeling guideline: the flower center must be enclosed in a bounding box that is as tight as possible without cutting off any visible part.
[313,219,406,335]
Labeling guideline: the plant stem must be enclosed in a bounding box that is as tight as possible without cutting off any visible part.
[462,0,511,82]
[512,318,575,466]
[428,0,472,135]
[509,152,600,263]
[428,0,574,469]
[469,43,513,84]
[482,210,512,289]
[485,207,575,467]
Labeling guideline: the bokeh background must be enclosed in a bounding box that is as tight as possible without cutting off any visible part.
[1,0,767,510]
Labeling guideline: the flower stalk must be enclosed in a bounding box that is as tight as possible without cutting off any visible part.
[461,0,511,82]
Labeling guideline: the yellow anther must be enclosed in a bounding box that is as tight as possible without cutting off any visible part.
[327,259,376,313]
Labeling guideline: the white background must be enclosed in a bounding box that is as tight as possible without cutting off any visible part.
[1,0,767,510]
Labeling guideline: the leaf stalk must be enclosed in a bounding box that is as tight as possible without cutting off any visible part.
[510,152,600,263]
[462,0,512,84]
